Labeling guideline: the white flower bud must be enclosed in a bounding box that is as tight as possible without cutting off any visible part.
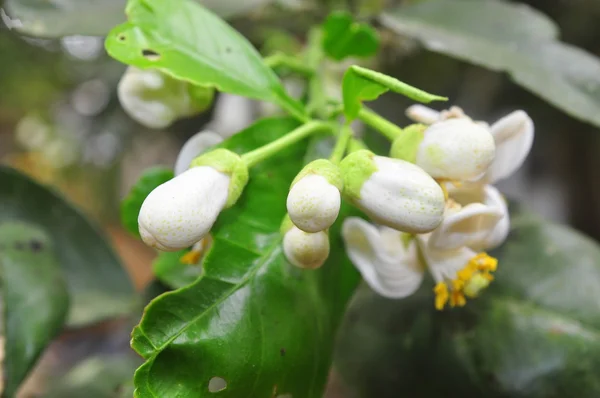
[416,118,495,181]
[138,166,230,251]
[118,67,212,129]
[341,150,445,234]
[287,175,341,233]
[283,226,330,269]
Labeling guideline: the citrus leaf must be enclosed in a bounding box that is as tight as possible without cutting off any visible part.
[105,0,307,121]
[131,117,361,397]
[322,11,380,61]
[0,166,136,326]
[335,209,600,397]
[0,222,69,398]
[380,0,600,128]
[121,167,174,238]
[342,65,447,120]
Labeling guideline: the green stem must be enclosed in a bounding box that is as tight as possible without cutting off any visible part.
[242,121,333,167]
[348,138,368,153]
[357,107,403,141]
[305,28,327,118]
[329,125,353,164]
[264,52,315,76]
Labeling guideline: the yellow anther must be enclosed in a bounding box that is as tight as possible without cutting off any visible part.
[432,252,499,310]
[180,250,202,265]
[434,282,449,310]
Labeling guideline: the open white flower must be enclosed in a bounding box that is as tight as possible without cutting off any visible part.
[118,67,211,129]
[340,150,445,234]
[343,204,502,309]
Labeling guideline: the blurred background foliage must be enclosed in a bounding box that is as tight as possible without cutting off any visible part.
[0,0,599,396]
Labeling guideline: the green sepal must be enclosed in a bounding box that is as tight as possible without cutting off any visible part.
[389,124,426,163]
[339,150,378,201]
[188,84,215,112]
[190,148,249,208]
[291,159,343,191]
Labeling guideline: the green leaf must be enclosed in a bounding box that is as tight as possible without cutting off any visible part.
[322,11,380,61]
[105,0,307,121]
[0,166,136,326]
[342,65,447,120]
[152,250,203,289]
[381,0,600,128]
[131,117,360,397]
[0,222,69,398]
[121,167,174,238]
[335,210,600,397]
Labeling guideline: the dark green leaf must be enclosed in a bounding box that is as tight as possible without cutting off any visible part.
[322,11,380,61]
[152,250,202,289]
[131,117,360,397]
[0,222,69,398]
[121,167,174,238]
[335,210,600,398]
[0,166,135,326]
[381,0,600,128]
[105,0,307,121]
[342,65,447,120]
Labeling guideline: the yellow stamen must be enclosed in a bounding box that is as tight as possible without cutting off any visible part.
[432,252,498,310]
[434,282,449,310]
[180,250,202,265]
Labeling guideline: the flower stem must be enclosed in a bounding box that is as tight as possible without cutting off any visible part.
[264,52,315,77]
[348,138,368,153]
[357,107,403,141]
[305,28,327,118]
[329,125,353,164]
[242,121,333,167]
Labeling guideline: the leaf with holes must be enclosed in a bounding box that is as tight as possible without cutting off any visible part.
[342,65,447,120]
[335,209,600,397]
[131,117,361,397]
[380,0,600,128]
[321,11,380,61]
[0,222,70,398]
[0,166,136,326]
[121,167,174,238]
[105,0,307,121]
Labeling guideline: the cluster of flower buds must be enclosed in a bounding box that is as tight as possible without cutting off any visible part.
[342,106,534,310]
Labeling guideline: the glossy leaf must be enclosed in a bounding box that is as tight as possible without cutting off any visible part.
[335,210,600,397]
[0,222,69,398]
[3,0,273,38]
[342,65,447,120]
[152,250,203,289]
[0,166,135,326]
[121,167,174,238]
[105,0,307,121]
[381,0,600,128]
[322,11,380,61]
[131,117,361,397]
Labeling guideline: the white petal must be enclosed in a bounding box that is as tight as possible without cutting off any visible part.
[405,104,441,125]
[287,175,341,233]
[417,118,496,181]
[342,218,424,298]
[487,110,534,183]
[474,185,510,250]
[418,236,475,283]
[283,227,329,269]
[428,202,503,251]
[138,166,230,251]
[174,131,223,176]
[357,156,446,233]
